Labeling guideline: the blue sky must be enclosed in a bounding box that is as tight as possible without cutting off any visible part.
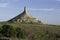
[0,0,60,25]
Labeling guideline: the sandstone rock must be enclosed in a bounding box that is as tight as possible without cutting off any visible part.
[8,6,43,24]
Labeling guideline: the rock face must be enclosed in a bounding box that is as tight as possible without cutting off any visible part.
[8,7,43,24]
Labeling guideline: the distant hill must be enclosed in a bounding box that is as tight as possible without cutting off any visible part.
[8,7,43,24]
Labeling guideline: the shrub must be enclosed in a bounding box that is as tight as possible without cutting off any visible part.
[15,27,26,39]
[1,25,15,37]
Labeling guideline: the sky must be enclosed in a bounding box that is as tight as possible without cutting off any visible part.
[0,0,60,25]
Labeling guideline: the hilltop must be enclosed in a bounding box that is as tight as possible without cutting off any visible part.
[8,7,43,24]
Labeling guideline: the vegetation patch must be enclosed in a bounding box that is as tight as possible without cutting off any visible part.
[0,22,60,40]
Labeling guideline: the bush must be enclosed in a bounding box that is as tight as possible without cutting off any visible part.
[1,25,15,37]
[15,27,26,39]
[0,24,26,39]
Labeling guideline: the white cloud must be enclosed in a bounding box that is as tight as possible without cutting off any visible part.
[0,0,19,2]
[0,3,8,7]
[12,0,19,2]
[0,15,11,21]
[28,8,54,11]
[56,0,60,1]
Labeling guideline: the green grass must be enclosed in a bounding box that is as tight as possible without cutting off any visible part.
[0,22,60,40]
[0,22,60,34]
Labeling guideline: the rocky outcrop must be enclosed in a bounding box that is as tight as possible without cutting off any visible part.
[8,7,43,24]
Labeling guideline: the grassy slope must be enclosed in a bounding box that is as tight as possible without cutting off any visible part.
[0,22,60,40]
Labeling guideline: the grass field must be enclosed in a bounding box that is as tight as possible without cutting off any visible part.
[0,22,60,40]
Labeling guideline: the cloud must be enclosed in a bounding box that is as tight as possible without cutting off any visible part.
[0,3,8,7]
[0,15,11,21]
[12,0,19,2]
[56,0,60,1]
[0,0,19,3]
[28,8,54,11]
